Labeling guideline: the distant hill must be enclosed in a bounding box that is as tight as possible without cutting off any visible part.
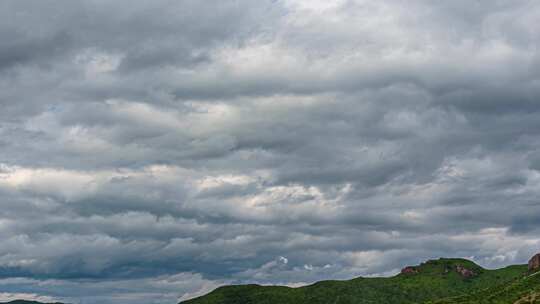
[4,256,540,304]
[180,257,535,304]
[0,301,65,304]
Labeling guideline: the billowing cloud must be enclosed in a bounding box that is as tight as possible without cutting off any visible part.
[1,0,540,303]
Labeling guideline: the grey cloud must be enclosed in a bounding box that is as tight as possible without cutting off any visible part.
[1,0,540,303]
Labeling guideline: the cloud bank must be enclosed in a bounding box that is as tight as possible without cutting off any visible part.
[1,0,540,303]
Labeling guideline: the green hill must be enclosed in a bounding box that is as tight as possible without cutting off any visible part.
[2,257,538,304]
[429,270,540,304]
[180,258,530,304]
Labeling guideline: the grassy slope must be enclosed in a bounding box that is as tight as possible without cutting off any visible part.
[181,258,528,304]
[430,270,540,304]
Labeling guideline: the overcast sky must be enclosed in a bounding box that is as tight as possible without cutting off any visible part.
[1,0,540,303]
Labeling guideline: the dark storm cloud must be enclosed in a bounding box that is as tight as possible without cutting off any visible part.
[1,0,540,303]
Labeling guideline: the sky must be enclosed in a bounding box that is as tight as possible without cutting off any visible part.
[1,0,540,303]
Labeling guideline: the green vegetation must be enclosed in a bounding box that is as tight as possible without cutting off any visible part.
[180,258,530,304]
[429,271,540,304]
[1,258,537,304]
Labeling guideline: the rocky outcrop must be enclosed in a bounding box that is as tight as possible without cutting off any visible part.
[401,266,419,275]
[455,265,476,278]
[528,253,540,272]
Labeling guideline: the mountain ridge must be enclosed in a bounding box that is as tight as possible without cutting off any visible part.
[179,257,536,304]
[2,256,540,304]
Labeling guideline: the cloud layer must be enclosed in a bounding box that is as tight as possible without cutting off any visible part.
[1,0,540,303]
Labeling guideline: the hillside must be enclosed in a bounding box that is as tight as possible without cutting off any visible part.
[429,270,540,304]
[180,258,530,304]
[1,257,538,304]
